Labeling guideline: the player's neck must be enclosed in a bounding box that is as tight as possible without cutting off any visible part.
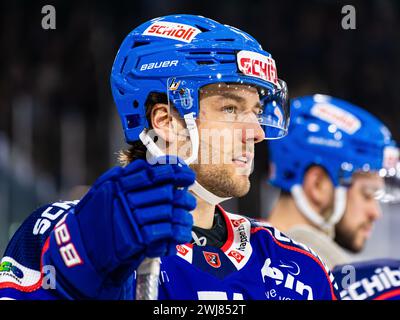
[267,196,314,232]
[191,194,216,229]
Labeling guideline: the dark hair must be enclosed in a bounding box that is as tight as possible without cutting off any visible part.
[279,189,292,197]
[118,92,168,166]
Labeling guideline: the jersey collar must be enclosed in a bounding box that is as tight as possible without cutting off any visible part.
[176,205,253,271]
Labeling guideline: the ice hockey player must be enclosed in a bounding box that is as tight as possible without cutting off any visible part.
[266,94,400,299]
[0,15,337,300]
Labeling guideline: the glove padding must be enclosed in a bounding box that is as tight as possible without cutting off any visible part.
[72,155,196,283]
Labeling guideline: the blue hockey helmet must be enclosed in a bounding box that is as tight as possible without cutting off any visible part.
[110,14,289,146]
[268,94,399,231]
[269,94,397,190]
[110,14,290,205]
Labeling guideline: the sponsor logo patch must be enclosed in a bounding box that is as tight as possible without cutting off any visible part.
[176,245,189,256]
[237,50,278,86]
[143,21,201,43]
[235,224,248,252]
[0,261,24,279]
[278,260,301,276]
[228,250,245,263]
[311,103,361,135]
[339,265,400,300]
[0,257,41,287]
[231,218,246,228]
[261,258,313,300]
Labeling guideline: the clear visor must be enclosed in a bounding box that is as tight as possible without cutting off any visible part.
[168,76,290,140]
[378,163,400,204]
[341,169,400,204]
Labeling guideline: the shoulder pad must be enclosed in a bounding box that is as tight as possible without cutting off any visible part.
[250,218,339,292]
[0,201,79,288]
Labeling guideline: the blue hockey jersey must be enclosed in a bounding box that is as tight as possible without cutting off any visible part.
[0,201,338,300]
[333,258,400,300]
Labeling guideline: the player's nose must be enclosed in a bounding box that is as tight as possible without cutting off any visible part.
[240,117,265,143]
[368,199,382,221]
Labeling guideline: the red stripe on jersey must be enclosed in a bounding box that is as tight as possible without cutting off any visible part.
[374,288,400,300]
[0,237,50,292]
[217,205,234,253]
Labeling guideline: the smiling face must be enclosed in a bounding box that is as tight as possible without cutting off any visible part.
[335,172,384,253]
[190,83,265,198]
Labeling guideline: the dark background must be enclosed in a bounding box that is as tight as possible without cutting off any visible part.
[1,0,399,254]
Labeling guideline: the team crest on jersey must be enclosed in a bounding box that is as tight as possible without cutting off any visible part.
[203,252,221,268]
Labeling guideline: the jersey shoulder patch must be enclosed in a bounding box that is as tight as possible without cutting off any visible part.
[0,201,78,294]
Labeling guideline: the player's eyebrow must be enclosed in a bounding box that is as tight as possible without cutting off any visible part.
[218,92,246,103]
[212,92,262,110]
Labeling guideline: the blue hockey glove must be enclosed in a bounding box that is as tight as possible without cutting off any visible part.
[43,156,196,299]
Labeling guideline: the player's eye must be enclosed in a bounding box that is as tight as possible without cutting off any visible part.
[222,105,237,114]
[361,187,378,200]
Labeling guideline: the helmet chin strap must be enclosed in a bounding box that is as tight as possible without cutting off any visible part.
[290,184,347,238]
[189,181,231,205]
[139,112,231,205]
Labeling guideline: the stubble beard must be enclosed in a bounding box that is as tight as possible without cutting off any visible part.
[334,224,365,253]
[190,163,251,198]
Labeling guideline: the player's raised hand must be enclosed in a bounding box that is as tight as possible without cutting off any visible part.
[44,155,196,298]
[75,155,196,272]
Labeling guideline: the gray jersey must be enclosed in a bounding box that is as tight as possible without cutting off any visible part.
[285,225,351,269]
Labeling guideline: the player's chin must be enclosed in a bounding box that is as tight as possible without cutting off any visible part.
[350,234,366,253]
[236,181,251,197]
[229,168,251,197]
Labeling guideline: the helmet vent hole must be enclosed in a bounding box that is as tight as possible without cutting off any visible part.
[126,115,141,129]
[194,25,210,32]
[197,60,214,65]
[215,38,235,42]
[120,57,128,73]
[132,41,150,48]
[189,51,211,55]
[283,170,296,180]
[133,100,139,108]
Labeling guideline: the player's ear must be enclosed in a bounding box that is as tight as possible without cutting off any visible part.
[303,166,334,214]
[150,103,178,143]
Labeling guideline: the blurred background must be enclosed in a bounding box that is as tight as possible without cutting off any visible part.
[0,0,399,259]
